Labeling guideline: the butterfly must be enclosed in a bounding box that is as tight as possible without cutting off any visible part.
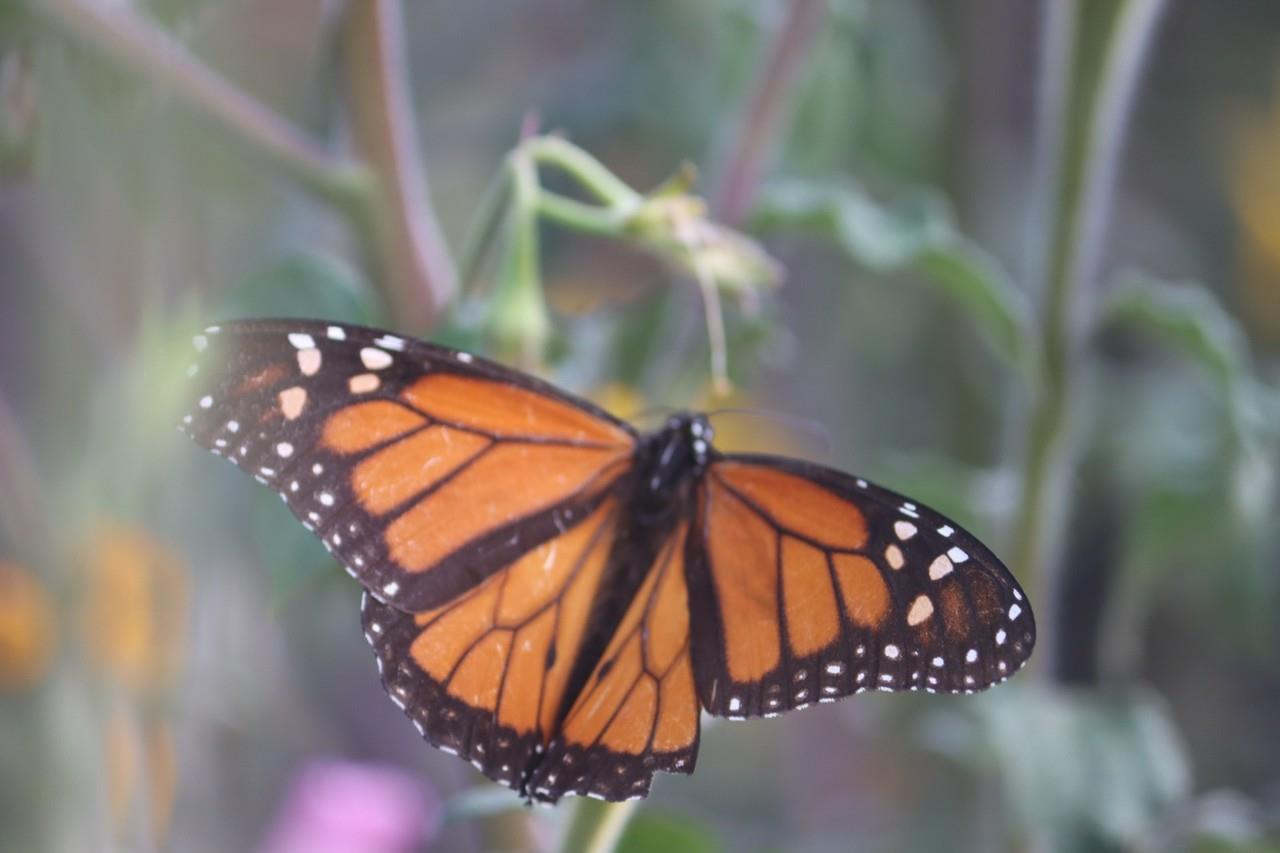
[179,318,1034,803]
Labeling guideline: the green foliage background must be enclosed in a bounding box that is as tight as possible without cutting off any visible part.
[1,1,1278,851]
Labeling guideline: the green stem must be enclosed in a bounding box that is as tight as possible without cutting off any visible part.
[341,0,459,326]
[1011,0,1168,678]
[524,136,643,209]
[27,0,372,205]
[535,191,629,237]
[560,799,638,853]
[713,0,826,223]
[458,159,514,292]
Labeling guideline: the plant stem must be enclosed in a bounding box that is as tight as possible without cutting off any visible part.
[341,0,458,327]
[713,0,826,223]
[27,0,371,205]
[1012,0,1168,678]
[0,389,47,554]
[535,191,629,237]
[560,798,638,853]
[525,136,643,209]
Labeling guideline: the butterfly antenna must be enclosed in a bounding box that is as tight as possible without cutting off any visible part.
[705,407,833,457]
[624,404,684,429]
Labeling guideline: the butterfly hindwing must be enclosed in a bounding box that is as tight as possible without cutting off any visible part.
[180,319,636,611]
[361,500,621,794]
[688,455,1034,719]
[525,520,699,802]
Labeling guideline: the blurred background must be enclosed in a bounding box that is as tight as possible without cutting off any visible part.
[1,0,1279,851]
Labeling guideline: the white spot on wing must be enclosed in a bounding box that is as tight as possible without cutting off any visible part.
[884,644,900,660]
[349,373,380,394]
[928,554,954,581]
[947,546,970,564]
[276,442,294,458]
[373,334,405,351]
[199,395,213,409]
[288,333,316,350]
[885,544,905,570]
[382,581,400,597]
[279,386,307,420]
[894,520,917,540]
[938,525,955,537]
[327,325,346,341]
[455,351,474,364]
[297,348,322,376]
[907,595,934,626]
[1009,604,1022,620]
[360,347,393,370]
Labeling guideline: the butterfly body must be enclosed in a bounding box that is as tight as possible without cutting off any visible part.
[181,319,1034,803]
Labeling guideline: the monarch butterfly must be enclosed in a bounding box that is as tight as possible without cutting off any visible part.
[180,319,1034,803]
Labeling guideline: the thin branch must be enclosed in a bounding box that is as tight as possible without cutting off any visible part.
[1011,0,1169,679]
[27,0,372,205]
[713,0,826,224]
[0,389,48,554]
[341,0,458,328]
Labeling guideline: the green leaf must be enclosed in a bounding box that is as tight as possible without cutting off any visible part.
[217,252,382,325]
[1102,271,1250,402]
[751,181,1034,371]
[618,812,724,853]
[935,686,1192,851]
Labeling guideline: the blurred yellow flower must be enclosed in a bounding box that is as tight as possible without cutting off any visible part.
[591,382,650,423]
[80,525,187,694]
[104,706,177,846]
[1231,85,1280,344]
[0,559,55,690]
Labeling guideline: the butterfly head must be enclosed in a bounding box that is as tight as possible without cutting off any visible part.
[639,413,714,501]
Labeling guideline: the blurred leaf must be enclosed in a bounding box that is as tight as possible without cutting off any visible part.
[751,181,1034,371]
[217,252,381,326]
[617,811,724,853]
[942,686,1192,851]
[248,488,334,608]
[1102,271,1251,406]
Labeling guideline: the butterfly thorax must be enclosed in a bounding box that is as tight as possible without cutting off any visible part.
[633,412,713,511]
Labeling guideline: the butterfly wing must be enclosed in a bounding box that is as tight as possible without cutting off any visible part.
[180,319,636,611]
[364,507,698,803]
[688,455,1034,718]
[361,499,622,794]
[524,520,699,802]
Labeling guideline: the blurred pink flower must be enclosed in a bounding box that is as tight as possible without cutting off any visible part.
[258,760,441,853]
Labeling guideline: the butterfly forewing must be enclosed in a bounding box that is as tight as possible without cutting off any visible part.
[180,320,636,611]
[688,456,1034,719]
